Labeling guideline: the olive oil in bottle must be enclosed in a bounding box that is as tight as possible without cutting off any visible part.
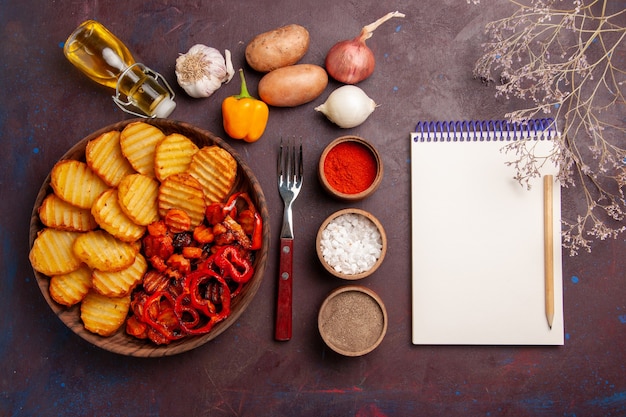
[63,20,176,118]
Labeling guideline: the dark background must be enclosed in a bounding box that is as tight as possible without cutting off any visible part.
[2,0,625,416]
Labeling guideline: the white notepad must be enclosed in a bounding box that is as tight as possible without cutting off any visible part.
[410,120,564,345]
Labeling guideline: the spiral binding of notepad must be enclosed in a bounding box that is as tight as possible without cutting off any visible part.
[413,118,556,142]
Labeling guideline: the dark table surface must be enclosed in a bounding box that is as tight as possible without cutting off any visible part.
[2,1,625,416]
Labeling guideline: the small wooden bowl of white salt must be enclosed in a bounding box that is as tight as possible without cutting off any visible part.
[316,208,387,280]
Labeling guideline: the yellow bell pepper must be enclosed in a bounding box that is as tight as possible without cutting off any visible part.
[222,69,269,143]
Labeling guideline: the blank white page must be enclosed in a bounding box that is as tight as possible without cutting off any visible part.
[410,127,564,345]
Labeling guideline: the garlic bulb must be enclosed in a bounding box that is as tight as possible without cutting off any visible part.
[315,85,377,128]
[175,44,235,98]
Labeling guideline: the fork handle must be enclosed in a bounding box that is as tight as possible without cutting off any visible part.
[275,237,293,341]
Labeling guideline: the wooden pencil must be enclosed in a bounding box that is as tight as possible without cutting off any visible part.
[543,175,555,329]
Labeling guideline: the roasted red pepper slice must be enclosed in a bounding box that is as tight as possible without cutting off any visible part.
[222,193,241,217]
[207,192,248,223]
[142,291,185,342]
[226,280,244,299]
[249,211,262,250]
[196,251,217,273]
[214,245,253,283]
[126,316,148,339]
[179,309,222,335]
[181,317,215,335]
[205,202,227,225]
[172,268,232,335]
[174,292,200,330]
[212,192,263,250]
[235,193,262,250]
[223,215,252,249]
[225,192,257,219]
[187,268,232,317]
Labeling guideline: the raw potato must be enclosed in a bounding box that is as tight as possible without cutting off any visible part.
[245,24,310,72]
[258,64,328,107]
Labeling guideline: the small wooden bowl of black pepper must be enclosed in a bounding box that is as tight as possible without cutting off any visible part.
[318,136,383,201]
[318,285,388,357]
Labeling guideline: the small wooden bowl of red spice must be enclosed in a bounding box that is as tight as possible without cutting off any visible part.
[318,136,383,201]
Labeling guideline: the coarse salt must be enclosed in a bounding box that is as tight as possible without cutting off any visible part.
[320,213,382,275]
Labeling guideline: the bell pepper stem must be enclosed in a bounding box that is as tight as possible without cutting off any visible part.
[234,69,252,100]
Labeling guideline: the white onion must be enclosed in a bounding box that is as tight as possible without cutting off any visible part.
[315,85,377,128]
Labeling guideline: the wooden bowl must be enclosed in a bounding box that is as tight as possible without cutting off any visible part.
[318,285,388,357]
[318,136,383,201]
[316,208,387,280]
[28,118,270,357]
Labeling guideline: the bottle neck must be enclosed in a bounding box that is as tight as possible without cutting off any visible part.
[102,47,128,73]
[114,63,176,118]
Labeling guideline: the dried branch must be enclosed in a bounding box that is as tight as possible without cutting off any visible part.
[473,0,626,255]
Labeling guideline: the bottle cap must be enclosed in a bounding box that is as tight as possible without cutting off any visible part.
[153,96,176,118]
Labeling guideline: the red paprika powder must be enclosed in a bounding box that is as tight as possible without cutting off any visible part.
[323,141,377,194]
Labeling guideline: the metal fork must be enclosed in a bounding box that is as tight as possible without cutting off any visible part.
[275,138,303,341]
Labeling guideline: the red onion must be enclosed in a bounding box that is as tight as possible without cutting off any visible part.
[325,11,405,84]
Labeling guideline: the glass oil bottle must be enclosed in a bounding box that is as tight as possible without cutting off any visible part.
[63,20,176,118]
